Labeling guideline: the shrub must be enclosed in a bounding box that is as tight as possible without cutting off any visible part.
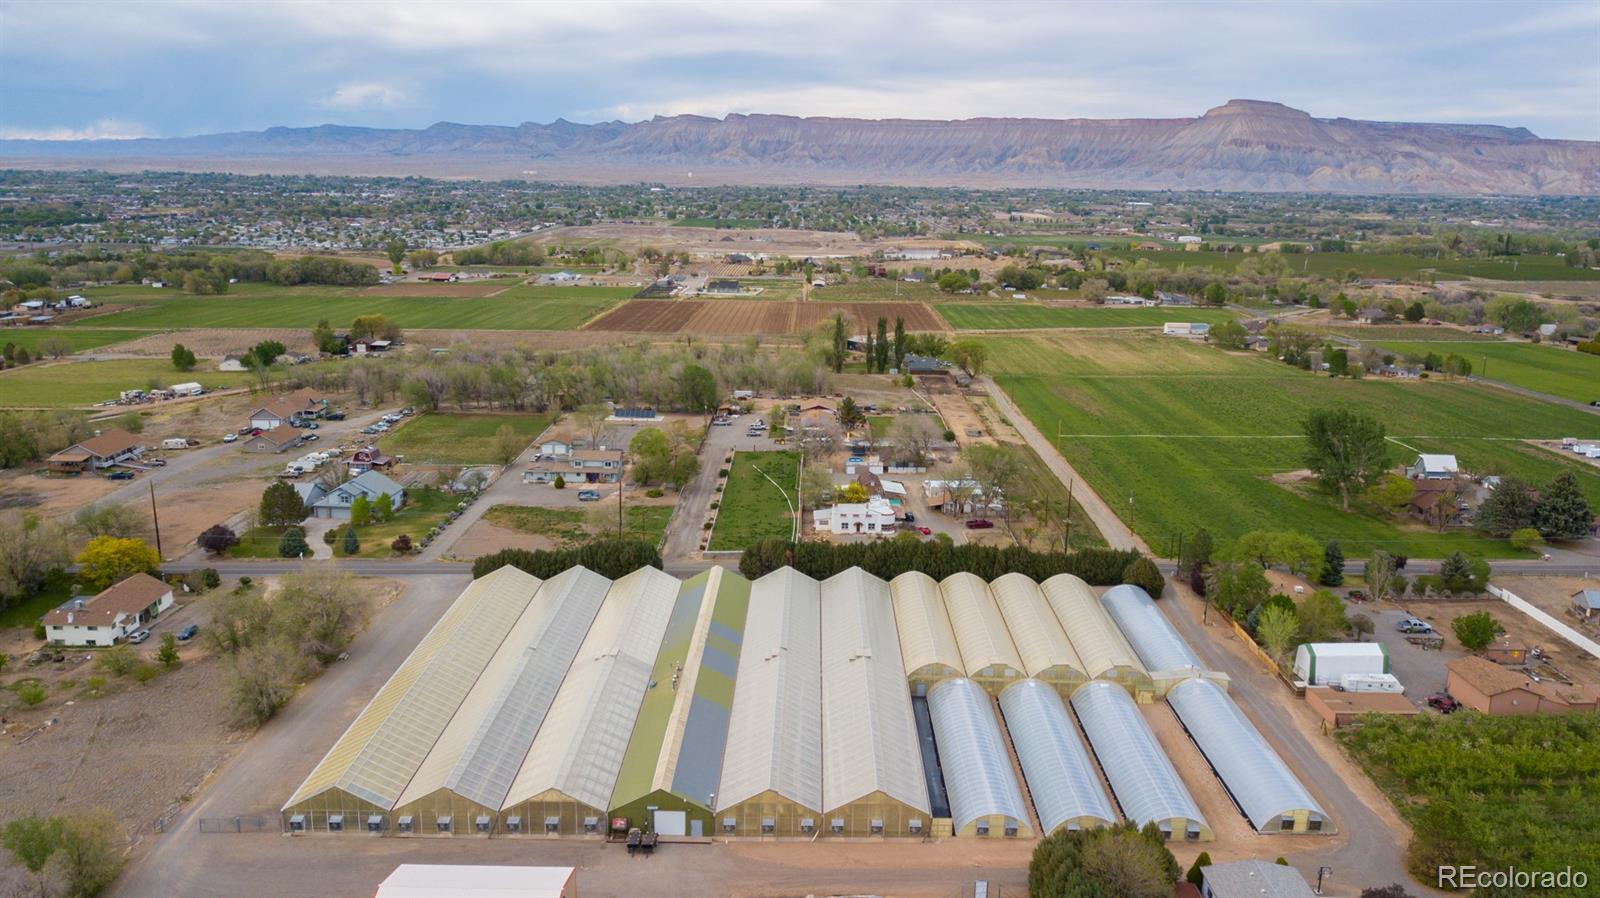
[157,632,180,668]
[202,567,221,589]
[709,500,720,510]
[552,474,566,489]
[737,538,1144,584]
[83,676,107,695]
[16,681,47,706]
[718,468,729,478]
[1121,556,1165,598]
[942,429,956,441]
[278,527,309,559]
[391,534,413,554]
[471,540,663,580]
[1452,611,1500,651]
[95,645,138,677]
[1509,527,1543,552]
[130,663,160,683]
[238,575,252,587]
[645,488,664,498]
[342,526,360,555]
[197,524,239,556]
[32,622,45,641]
[322,527,338,545]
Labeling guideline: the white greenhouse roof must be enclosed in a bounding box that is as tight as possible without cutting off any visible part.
[1167,678,1326,832]
[502,567,683,812]
[1099,585,1201,673]
[926,678,1029,832]
[284,566,543,811]
[819,568,931,815]
[715,567,822,813]
[396,566,612,811]
[375,864,575,898]
[1040,574,1147,682]
[939,572,1025,679]
[990,573,1085,681]
[888,571,963,681]
[1071,681,1206,832]
[999,679,1116,833]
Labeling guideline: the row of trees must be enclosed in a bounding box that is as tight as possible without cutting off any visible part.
[738,537,1145,585]
[471,539,663,579]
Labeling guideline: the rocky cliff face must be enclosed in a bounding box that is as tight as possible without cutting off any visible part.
[4,100,1595,195]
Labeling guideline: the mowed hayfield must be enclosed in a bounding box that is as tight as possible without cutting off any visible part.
[1378,340,1600,404]
[986,332,1600,557]
[940,304,1238,330]
[1,328,142,355]
[70,285,635,331]
[378,412,554,465]
[0,358,257,408]
[586,300,945,334]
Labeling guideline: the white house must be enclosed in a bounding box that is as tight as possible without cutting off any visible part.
[1407,454,1459,480]
[311,471,407,519]
[42,573,174,647]
[1201,861,1315,898]
[537,439,572,458]
[812,496,898,535]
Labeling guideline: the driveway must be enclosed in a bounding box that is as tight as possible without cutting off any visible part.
[661,418,786,564]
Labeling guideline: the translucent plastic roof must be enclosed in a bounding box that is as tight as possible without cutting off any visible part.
[1070,681,1205,830]
[939,573,1024,679]
[1040,574,1147,682]
[999,680,1116,833]
[990,573,1084,681]
[926,678,1029,832]
[820,568,931,815]
[662,567,751,806]
[502,567,682,812]
[887,572,963,681]
[716,567,822,813]
[285,566,543,811]
[1099,585,1201,673]
[1166,678,1325,831]
[397,566,613,811]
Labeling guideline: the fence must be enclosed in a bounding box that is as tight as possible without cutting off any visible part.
[198,816,277,834]
[1488,585,1600,659]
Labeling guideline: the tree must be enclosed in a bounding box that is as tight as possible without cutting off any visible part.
[1326,348,1350,377]
[864,330,876,373]
[348,494,371,527]
[1303,408,1389,511]
[838,482,869,503]
[838,396,863,428]
[552,473,566,490]
[1208,318,1249,349]
[392,534,413,554]
[350,313,400,342]
[492,423,524,466]
[278,527,308,558]
[36,335,73,359]
[1365,550,1400,603]
[157,632,180,668]
[1206,561,1271,617]
[258,481,306,528]
[893,316,907,370]
[829,312,848,373]
[311,318,339,354]
[1364,473,1415,513]
[1476,477,1537,536]
[373,492,394,521]
[768,404,787,438]
[888,415,938,466]
[1121,556,1164,598]
[96,644,138,677]
[73,503,147,540]
[1029,824,1179,898]
[74,536,160,592]
[875,317,889,372]
[1272,532,1324,579]
[0,512,70,605]
[1509,527,1543,552]
[1257,604,1299,665]
[1186,851,1212,887]
[342,525,360,556]
[948,339,988,376]
[1534,471,1594,541]
[170,343,197,371]
[247,339,285,368]
[677,364,718,416]
[1297,589,1348,642]
[800,463,835,510]
[1,811,123,898]
[1180,528,1214,574]
[1319,540,1345,586]
[1350,612,1375,641]
[197,524,239,556]
[1452,611,1500,651]
[385,237,407,273]
[1404,301,1426,322]
[1436,552,1480,593]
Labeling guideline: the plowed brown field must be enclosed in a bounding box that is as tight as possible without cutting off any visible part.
[586,300,945,334]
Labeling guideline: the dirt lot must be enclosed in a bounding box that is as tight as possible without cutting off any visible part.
[585,299,946,334]
[148,480,267,553]
[359,282,511,298]
[101,328,319,358]
[1481,575,1600,674]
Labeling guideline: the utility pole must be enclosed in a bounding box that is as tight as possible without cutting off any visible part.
[617,474,624,540]
[149,481,163,558]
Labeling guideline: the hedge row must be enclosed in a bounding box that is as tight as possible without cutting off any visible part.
[738,538,1144,585]
[471,539,663,580]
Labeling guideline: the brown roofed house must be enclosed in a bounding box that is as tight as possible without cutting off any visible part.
[42,573,174,646]
[243,425,305,453]
[47,427,145,473]
[1446,655,1597,715]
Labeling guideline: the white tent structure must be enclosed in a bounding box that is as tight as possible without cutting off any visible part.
[888,571,964,694]
[1039,574,1154,697]
[1070,681,1211,842]
[926,678,1031,837]
[998,679,1116,834]
[940,573,1025,692]
[990,573,1087,693]
[1292,642,1389,686]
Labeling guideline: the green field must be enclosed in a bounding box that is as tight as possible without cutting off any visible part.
[0,328,141,355]
[708,451,799,550]
[70,285,635,331]
[940,304,1238,330]
[0,359,256,408]
[867,415,895,439]
[378,412,553,465]
[1319,325,1503,342]
[483,503,673,547]
[228,525,296,559]
[1377,341,1600,404]
[814,279,945,302]
[986,331,1600,557]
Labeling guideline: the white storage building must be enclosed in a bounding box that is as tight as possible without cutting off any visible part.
[1292,642,1390,686]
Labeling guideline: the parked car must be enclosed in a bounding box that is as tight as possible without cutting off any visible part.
[127,629,151,644]
[901,512,916,523]
[916,526,932,536]
[1426,693,1460,713]
[1396,617,1434,634]
[177,624,199,642]
[305,422,319,430]
[106,470,135,480]
[237,425,253,435]
[399,407,415,416]
[223,433,238,443]
[965,519,994,529]
[1346,590,1367,603]
[304,433,319,442]
[146,458,167,467]
[577,490,602,502]
[324,411,346,421]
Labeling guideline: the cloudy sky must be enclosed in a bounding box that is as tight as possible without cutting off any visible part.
[3,0,1597,140]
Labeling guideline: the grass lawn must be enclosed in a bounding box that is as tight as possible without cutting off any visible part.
[378,412,553,465]
[0,358,257,408]
[1317,325,1503,343]
[985,331,1600,557]
[227,525,294,559]
[0,328,142,356]
[708,451,799,550]
[0,571,73,629]
[1377,340,1600,404]
[483,503,674,547]
[334,487,457,556]
[940,303,1237,330]
[70,285,635,331]
[866,415,895,439]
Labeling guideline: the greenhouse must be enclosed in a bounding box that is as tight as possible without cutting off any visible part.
[998,679,1116,834]
[1039,574,1154,698]
[715,567,823,837]
[819,568,932,837]
[926,678,1031,838]
[887,571,964,694]
[1099,585,1221,694]
[1070,681,1212,842]
[939,572,1025,692]
[500,567,683,835]
[989,573,1086,693]
[1166,678,1330,834]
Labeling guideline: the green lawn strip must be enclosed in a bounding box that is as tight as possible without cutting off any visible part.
[0,328,145,355]
[673,217,764,228]
[707,451,799,550]
[0,358,257,408]
[333,487,457,557]
[812,279,945,302]
[480,503,670,546]
[866,415,895,439]
[228,525,293,559]
[0,571,73,629]
[940,304,1237,330]
[377,412,553,466]
[1318,325,1504,342]
[1377,340,1600,404]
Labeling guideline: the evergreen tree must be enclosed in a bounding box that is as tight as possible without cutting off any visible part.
[1319,540,1345,586]
[893,316,907,370]
[342,525,360,556]
[259,481,306,528]
[1438,552,1476,593]
[1186,850,1213,886]
[1534,472,1593,541]
[1474,477,1537,536]
[278,527,308,558]
[863,331,876,373]
[875,317,889,372]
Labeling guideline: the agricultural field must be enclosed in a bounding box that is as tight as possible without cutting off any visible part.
[940,303,1237,330]
[708,450,799,550]
[377,412,553,465]
[813,278,945,303]
[70,285,635,331]
[0,327,141,355]
[673,217,765,228]
[0,358,256,408]
[1377,340,1600,404]
[986,331,1600,557]
[1318,325,1503,342]
[585,300,945,334]
[481,503,673,547]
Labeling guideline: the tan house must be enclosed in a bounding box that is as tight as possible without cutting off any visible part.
[46,428,146,474]
[42,573,174,647]
[247,388,327,431]
[242,426,305,454]
[1304,687,1418,729]
[1483,636,1528,666]
[1446,656,1598,715]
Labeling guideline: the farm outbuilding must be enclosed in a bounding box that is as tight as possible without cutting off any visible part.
[939,573,1026,692]
[926,678,1032,838]
[820,568,932,837]
[715,568,823,837]
[998,679,1116,834]
[888,572,964,694]
[1071,681,1211,842]
[989,573,1087,693]
[500,567,682,835]
[1039,574,1154,698]
[1167,678,1329,834]
[1292,642,1389,687]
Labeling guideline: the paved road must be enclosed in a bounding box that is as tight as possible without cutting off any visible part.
[978,375,1146,552]
[1467,374,1600,415]
[660,418,784,565]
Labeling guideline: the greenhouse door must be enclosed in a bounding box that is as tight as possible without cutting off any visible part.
[654,810,686,836]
